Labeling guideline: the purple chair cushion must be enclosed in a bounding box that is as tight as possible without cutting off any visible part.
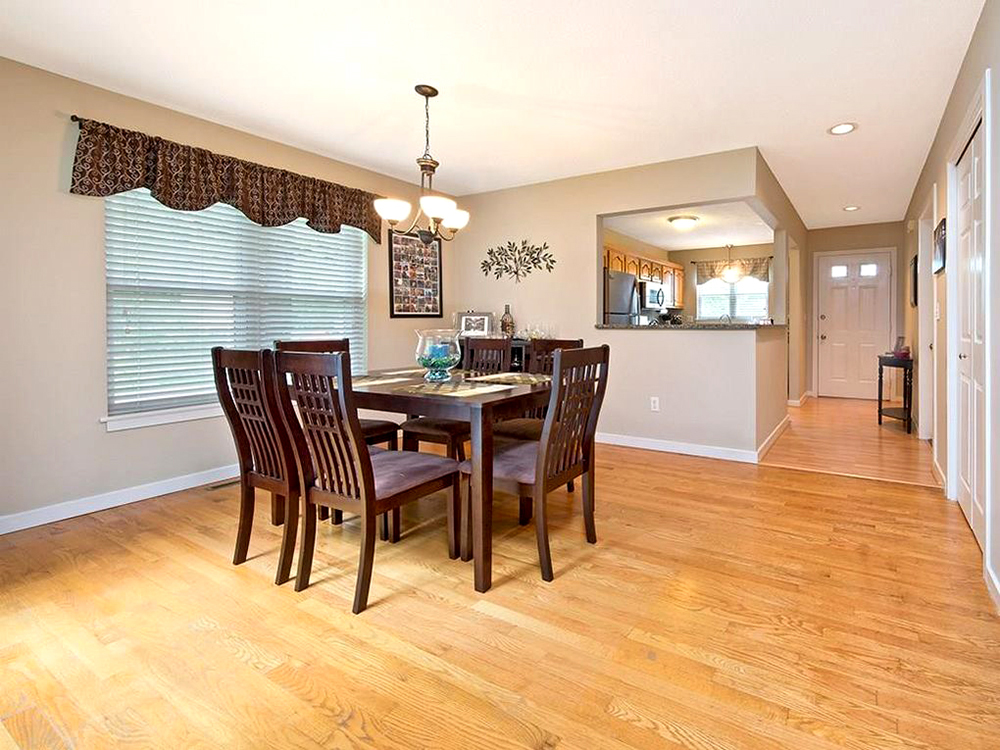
[458,438,538,485]
[493,418,543,442]
[371,449,458,500]
[360,418,399,440]
[400,417,471,438]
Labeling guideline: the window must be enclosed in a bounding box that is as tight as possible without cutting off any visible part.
[830,264,848,278]
[860,263,878,277]
[105,188,368,417]
[696,276,769,320]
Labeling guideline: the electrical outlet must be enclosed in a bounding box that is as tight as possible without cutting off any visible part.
[650,396,660,412]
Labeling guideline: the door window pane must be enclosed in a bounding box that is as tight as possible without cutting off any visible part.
[859,263,878,277]
[830,265,848,278]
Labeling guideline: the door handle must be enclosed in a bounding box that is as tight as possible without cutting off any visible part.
[820,314,827,320]
[820,334,827,340]
[959,353,968,359]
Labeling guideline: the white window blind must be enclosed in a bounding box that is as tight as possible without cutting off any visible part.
[105,188,368,416]
[696,276,769,321]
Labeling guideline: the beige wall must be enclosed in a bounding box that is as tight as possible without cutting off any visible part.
[447,147,793,453]
[666,243,776,320]
[755,327,789,447]
[0,58,431,518]
[901,0,999,590]
[803,221,907,391]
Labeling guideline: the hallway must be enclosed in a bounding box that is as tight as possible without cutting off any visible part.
[761,396,939,487]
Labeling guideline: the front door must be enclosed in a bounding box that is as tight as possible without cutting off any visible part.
[817,251,893,399]
[956,120,986,547]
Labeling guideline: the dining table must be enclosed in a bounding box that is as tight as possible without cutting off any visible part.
[350,367,554,592]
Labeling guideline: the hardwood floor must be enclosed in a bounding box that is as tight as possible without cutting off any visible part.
[761,396,939,487]
[2,444,997,749]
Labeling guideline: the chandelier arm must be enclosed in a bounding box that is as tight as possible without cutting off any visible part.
[437,228,457,242]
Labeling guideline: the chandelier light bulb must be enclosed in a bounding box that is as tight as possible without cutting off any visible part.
[442,209,470,230]
[373,198,412,225]
[419,195,457,221]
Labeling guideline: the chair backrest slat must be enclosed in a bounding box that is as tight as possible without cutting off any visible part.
[275,339,350,354]
[273,350,373,506]
[526,338,584,375]
[213,347,292,484]
[537,346,610,486]
[464,337,512,373]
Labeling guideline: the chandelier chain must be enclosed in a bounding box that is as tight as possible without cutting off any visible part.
[424,95,431,158]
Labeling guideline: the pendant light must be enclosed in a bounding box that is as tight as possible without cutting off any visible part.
[720,244,743,284]
[373,85,469,244]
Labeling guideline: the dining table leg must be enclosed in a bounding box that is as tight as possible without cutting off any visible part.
[470,403,494,593]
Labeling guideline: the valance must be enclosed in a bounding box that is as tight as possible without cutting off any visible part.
[70,117,383,243]
[695,256,771,284]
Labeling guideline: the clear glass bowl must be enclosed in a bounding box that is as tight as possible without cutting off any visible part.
[415,329,462,382]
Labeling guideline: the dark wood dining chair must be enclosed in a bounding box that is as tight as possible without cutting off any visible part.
[495,338,584,490]
[212,347,300,586]
[275,338,401,538]
[272,349,461,612]
[398,338,512,461]
[459,344,610,581]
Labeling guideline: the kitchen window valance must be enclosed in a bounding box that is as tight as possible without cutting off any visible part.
[69,116,383,243]
[695,256,771,284]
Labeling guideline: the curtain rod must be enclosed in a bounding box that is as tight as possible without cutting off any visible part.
[690,255,774,263]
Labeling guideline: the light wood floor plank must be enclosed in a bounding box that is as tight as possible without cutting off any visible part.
[1,444,997,749]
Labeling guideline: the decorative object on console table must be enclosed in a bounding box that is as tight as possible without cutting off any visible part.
[388,229,442,318]
[481,239,556,283]
[932,218,946,274]
[454,310,497,338]
[500,304,515,337]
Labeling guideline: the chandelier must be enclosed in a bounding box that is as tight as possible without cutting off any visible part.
[373,85,469,244]
[720,244,744,283]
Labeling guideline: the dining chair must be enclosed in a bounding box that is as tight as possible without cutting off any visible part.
[272,349,462,612]
[459,344,610,581]
[398,336,513,461]
[212,347,300,586]
[275,338,401,538]
[494,338,584,491]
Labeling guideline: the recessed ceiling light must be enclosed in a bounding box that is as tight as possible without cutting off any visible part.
[828,122,858,135]
[668,215,699,230]
[843,205,861,212]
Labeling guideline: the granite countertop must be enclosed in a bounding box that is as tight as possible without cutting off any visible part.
[594,322,785,331]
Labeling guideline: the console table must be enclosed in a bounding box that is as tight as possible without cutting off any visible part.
[877,354,913,433]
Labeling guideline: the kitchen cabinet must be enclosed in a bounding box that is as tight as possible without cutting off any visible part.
[674,267,685,308]
[638,260,652,281]
[605,247,627,273]
[650,263,663,283]
[625,256,640,277]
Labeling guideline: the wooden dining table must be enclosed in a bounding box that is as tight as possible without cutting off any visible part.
[350,368,553,592]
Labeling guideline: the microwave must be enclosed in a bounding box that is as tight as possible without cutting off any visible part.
[639,281,670,310]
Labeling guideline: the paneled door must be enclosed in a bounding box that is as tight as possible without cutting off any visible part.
[816,251,893,399]
[956,120,985,547]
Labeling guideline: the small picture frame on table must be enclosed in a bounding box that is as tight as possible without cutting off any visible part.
[453,310,497,338]
[388,229,443,318]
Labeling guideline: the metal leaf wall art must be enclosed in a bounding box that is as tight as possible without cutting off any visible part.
[480,240,556,283]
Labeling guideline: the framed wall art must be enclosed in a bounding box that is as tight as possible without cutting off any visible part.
[453,310,497,338]
[932,218,946,274]
[388,229,443,318]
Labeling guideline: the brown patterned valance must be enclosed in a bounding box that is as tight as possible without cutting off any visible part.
[70,117,383,243]
[695,256,771,284]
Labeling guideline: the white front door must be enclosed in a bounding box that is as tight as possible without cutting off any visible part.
[817,251,893,399]
[956,121,986,546]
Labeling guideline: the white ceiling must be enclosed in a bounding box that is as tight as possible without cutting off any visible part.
[605,201,774,251]
[0,0,984,228]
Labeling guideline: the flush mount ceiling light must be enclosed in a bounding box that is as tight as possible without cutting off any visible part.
[843,205,861,212]
[668,215,699,230]
[373,85,469,244]
[827,122,858,135]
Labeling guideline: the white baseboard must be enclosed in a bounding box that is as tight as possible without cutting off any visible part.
[596,432,758,464]
[0,464,239,536]
[756,415,791,461]
[787,392,810,407]
[932,456,948,491]
[986,563,1000,614]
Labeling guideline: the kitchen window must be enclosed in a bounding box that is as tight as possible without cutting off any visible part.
[104,188,367,424]
[696,276,769,321]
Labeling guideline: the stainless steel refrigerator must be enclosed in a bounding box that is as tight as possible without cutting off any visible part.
[603,269,638,325]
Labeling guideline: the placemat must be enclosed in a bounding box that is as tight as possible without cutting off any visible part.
[394,382,515,398]
[467,372,551,385]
